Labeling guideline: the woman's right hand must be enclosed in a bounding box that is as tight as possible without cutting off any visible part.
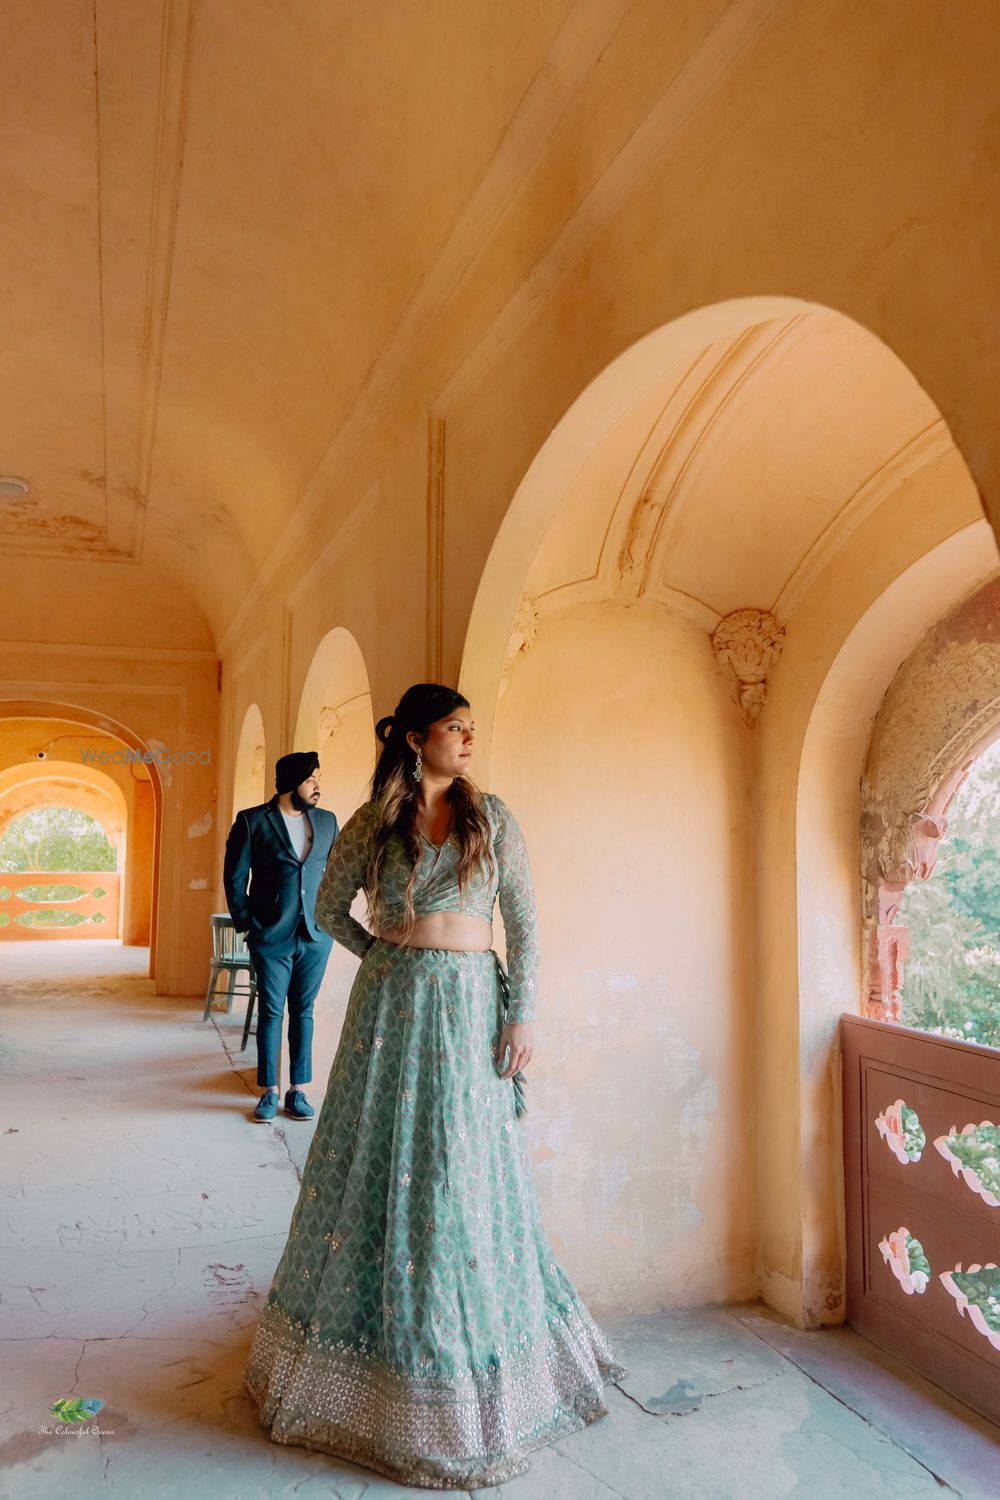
[493,1021,533,1080]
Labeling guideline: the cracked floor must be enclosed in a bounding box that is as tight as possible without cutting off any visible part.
[2,940,999,1500]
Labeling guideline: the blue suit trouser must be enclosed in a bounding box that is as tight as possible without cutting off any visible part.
[247,918,331,1088]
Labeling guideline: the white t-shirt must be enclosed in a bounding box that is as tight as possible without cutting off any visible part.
[280,809,313,862]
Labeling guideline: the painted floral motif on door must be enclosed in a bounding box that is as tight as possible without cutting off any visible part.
[875,1099,926,1163]
[939,1264,1000,1351]
[878,1226,931,1294]
[933,1121,1000,1208]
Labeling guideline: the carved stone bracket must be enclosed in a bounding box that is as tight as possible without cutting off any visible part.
[711,608,785,724]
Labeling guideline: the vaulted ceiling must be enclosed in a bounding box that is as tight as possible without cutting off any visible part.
[4,2,996,653]
[523,309,977,625]
[0,0,574,635]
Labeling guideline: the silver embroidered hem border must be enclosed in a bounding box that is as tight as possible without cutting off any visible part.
[244,1296,629,1489]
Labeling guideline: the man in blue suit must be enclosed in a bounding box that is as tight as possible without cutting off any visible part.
[223,750,339,1123]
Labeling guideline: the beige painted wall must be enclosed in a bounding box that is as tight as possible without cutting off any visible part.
[492,602,756,1314]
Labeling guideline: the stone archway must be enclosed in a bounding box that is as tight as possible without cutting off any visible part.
[460,295,992,1323]
[461,295,821,775]
[233,702,266,815]
[0,702,164,970]
[790,522,997,1321]
[280,629,375,1093]
[0,760,128,941]
[293,628,375,823]
[860,572,1000,1020]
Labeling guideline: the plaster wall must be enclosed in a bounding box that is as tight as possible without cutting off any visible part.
[491,601,755,1314]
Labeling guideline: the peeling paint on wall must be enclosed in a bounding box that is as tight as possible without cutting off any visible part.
[146,739,173,788]
[187,813,213,838]
[531,962,720,1299]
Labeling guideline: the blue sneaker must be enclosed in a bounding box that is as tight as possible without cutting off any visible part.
[252,1090,279,1122]
[284,1088,315,1120]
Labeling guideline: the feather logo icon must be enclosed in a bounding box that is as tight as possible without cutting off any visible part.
[50,1398,104,1423]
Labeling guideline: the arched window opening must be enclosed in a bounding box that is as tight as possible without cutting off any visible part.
[0,805,118,934]
[861,573,1000,1035]
[896,738,1000,1048]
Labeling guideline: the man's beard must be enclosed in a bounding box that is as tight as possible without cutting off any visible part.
[290,787,315,812]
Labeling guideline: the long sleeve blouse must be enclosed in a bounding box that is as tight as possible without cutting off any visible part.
[313,791,540,1023]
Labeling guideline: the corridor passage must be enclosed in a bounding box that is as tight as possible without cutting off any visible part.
[1,944,997,1500]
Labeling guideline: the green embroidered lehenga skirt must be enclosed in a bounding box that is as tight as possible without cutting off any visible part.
[243,936,627,1489]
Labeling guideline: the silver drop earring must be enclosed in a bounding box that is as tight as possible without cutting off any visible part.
[413,746,423,782]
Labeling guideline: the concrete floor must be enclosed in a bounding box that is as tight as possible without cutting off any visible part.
[2,941,999,1500]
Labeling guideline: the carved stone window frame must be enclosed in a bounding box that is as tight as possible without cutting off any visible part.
[861,577,1000,1020]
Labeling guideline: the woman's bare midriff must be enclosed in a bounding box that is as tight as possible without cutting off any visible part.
[377,911,493,951]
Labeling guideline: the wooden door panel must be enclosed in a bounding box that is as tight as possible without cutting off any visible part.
[842,1015,1000,1425]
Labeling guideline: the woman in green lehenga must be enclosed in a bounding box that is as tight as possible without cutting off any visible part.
[243,682,627,1489]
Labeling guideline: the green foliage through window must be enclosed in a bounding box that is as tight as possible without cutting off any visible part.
[15,910,90,927]
[899,741,1000,1049]
[0,807,116,874]
[16,884,87,903]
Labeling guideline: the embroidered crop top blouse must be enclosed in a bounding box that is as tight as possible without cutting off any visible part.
[313,791,540,1023]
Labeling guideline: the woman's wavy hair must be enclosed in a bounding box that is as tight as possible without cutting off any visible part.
[363,683,496,943]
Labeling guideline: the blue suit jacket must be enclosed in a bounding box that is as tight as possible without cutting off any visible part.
[223,796,339,952]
